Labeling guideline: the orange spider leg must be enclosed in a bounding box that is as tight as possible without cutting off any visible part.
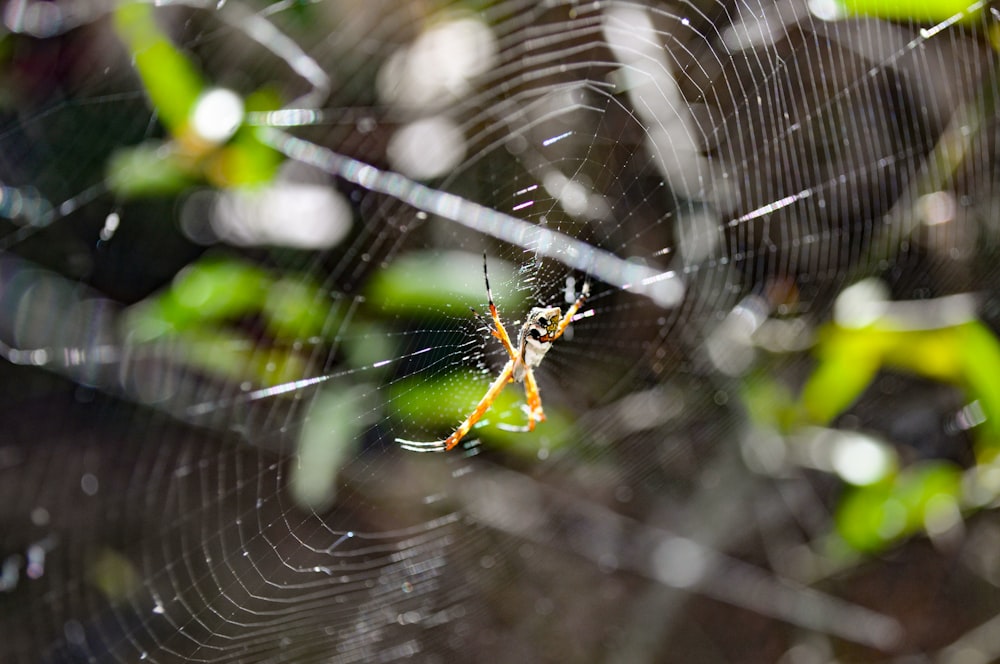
[439,359,516,451]
[521,364,545,428]
[481,253,518,360]
[397,359,517,453]
[473,309,517,370]
[542,280,591,343]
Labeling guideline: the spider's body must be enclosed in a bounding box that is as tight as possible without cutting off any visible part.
[397,256,589,453]
[513,305,561,382]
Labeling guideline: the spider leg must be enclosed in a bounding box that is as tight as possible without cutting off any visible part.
[469,305,512,357]
[482,253,518,359]
[521,363,546,426]
[469,306,496,336]
[396,359,516,453]
[543,278,591,343]
[492,366,547,432]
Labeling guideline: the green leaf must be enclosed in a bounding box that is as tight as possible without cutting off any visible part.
[291,383,373,511]
[126,257,344,345]
[208,127,284,187]
[957,322,1000,445]
[365,250,522,317]
[106,143,197,197]
[836,461,962,552]
[114,2,205,134]
[262,277,333,341]
[835,0,983,22]
[178,326,309,386]
[800,326,883,424]
[160,259,270,327]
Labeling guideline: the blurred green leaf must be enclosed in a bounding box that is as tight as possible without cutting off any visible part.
[159,259,270,329]
[114,2,205,134]
[263,277,336,341]
[742,373,795,430]
[88,548,141,604]
[127,256,345,340]
[106,143,198,197]
[124,257,342,388]
[342,321,396,373]
[365,250,522,316]
[490,406,574,458]
[836,0,983,22]
[957,322,1000,445]
[835,461,962,552]
[210,130,284,186]
[390,371,516,428]
[177,326,309,387]
[292,383,374,511]
[800,325,883,424]
[835,480,894,553]
[882,327,962,381]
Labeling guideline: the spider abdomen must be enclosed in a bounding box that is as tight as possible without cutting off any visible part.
[513,305,562,381]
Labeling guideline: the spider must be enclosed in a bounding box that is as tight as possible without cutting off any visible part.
[397,255,590,453]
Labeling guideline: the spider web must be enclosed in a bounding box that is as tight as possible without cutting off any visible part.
[0,0,998,661]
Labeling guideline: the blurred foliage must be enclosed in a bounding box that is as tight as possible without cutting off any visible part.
[82,0,1000,561]
[87,548,142,605]
[739,290,1000,554]
[835,461,963,552]
[110,2,283,194]
[114,2,205,134]
[801,320,1000,448]
[171,325,311,386]
[127,259,269,340]
[124,256,338,386]
[106,143,198,196]
[741,370,796,431]
[783,313,1000,553]
[3,0,1000,659]
[292,383,375,511]
[837,0,984,21]
[128,257,337,340]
